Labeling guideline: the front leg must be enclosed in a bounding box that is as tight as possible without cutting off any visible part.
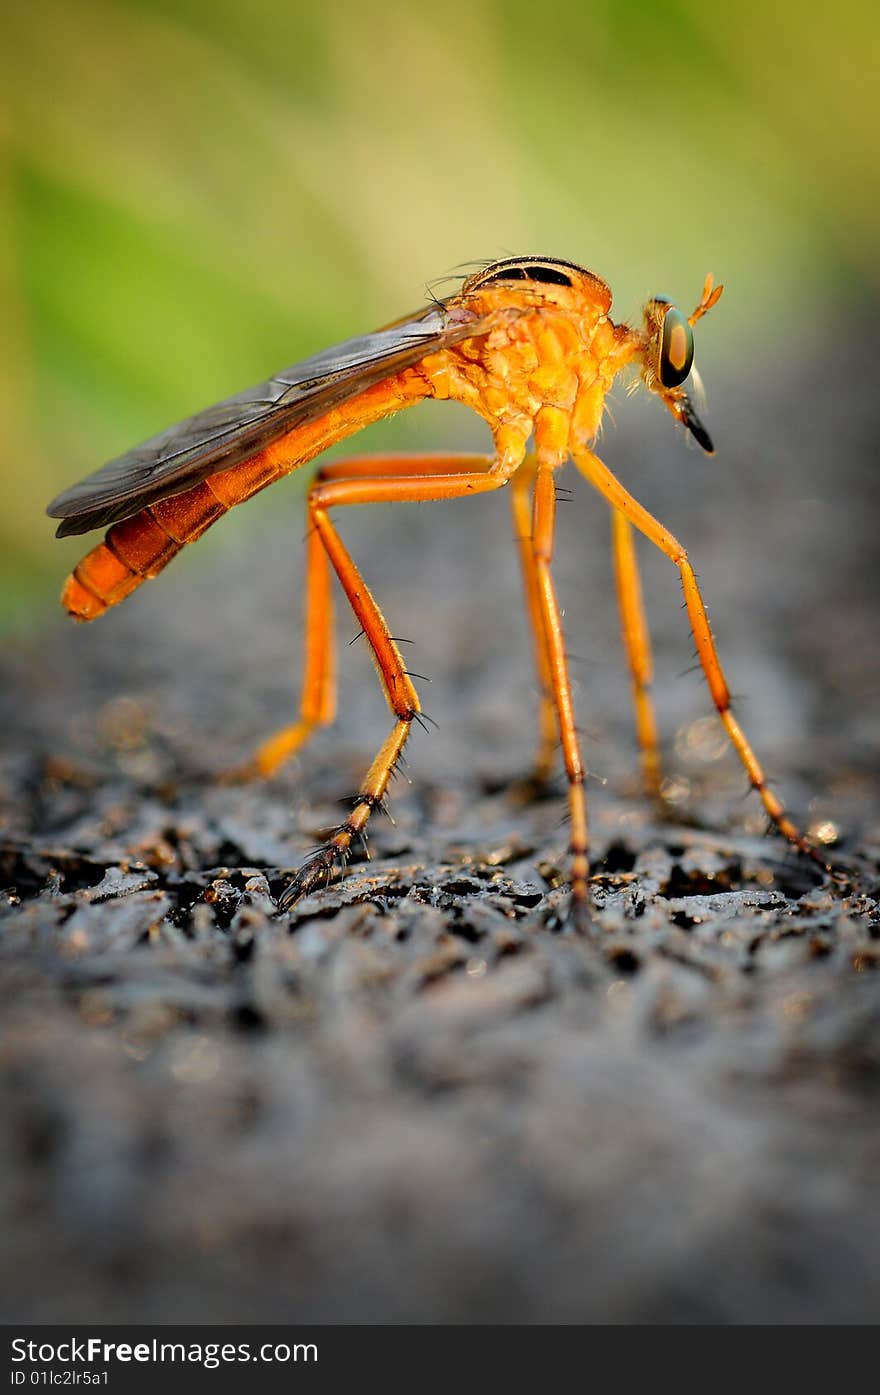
[574,445,824,867]
[611,507,663,800]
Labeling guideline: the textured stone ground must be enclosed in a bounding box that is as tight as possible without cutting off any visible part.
[1,331,878,1322]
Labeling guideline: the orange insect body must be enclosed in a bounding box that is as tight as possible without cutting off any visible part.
[61,373,431,620]
[60,267,636,623]
[48,255,820,927]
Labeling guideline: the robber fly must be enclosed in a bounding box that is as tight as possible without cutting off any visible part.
[47,255,822,925]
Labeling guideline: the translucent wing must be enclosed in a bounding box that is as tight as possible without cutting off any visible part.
[47,302,495,537]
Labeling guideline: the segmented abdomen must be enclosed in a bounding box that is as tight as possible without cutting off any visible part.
[60,370,431,622]
[61,453,285,621]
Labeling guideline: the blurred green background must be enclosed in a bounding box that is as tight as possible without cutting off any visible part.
[2,0,878,630]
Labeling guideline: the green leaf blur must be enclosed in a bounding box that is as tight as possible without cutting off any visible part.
[2,0,877,627]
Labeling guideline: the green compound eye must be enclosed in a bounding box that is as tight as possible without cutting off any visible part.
[658,305,694,388]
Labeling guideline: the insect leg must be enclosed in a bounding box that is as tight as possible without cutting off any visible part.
[280,508,419,902]
[531,465,592,927]
[611,508,662,798]
[511,459,558,785]
[314,451,491,482]
[225,458,491,780]
[574,446,822,864]
[279,453,512,908]
[226,520,336,780]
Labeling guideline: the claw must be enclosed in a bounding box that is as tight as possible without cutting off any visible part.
[567,894,599,937]
[826,861,855,895]
[276,841,346,912]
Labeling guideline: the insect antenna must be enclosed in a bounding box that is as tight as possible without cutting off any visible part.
[688,274,724,326]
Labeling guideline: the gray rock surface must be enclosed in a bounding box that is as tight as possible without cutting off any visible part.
[2,330,878,1323]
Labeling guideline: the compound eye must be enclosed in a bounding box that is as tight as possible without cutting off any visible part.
[658,305,694,388]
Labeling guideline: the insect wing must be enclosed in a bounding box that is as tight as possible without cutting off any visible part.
[47,305,496,537]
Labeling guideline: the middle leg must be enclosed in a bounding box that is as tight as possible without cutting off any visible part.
[511,459,558,787]
[531,464,593,927]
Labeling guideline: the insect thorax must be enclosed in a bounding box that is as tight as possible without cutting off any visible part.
[416,300,638,465]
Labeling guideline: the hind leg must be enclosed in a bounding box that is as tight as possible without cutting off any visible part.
[277,453,516,907]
